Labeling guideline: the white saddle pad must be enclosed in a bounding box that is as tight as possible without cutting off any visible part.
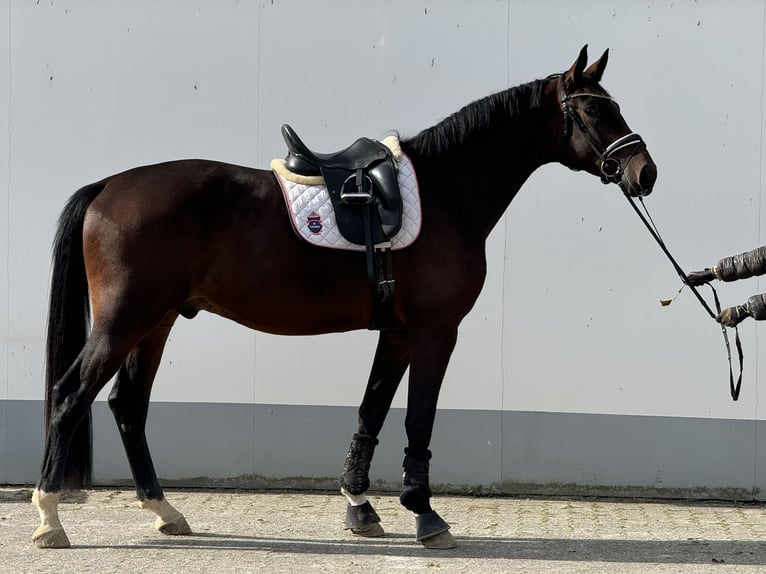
[273,152,421,251]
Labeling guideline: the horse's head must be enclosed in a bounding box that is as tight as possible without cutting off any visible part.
[557,45,657,197]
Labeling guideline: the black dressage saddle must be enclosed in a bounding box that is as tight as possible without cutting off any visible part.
[281,124,402,246]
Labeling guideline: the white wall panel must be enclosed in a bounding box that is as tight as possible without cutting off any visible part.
[3,1,766,420]
[5,1,260,402]
[503,0,765,418]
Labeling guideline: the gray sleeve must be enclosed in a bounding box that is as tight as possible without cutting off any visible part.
[716,246,766,282]
[747,293,766,320]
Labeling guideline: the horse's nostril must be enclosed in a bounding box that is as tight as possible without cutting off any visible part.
[640,163,657,190]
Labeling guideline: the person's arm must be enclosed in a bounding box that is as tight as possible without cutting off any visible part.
[717,246,766,281]
[687,246,766,286]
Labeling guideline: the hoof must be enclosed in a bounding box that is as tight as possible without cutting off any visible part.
[344,501,383,537]
[420,529,457,549]
[416,511,455,548]
[351,521,385,538]
[32,525,71,549]
[156,515,192,535]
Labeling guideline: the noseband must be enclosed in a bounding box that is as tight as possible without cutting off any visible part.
[558,79,645,185]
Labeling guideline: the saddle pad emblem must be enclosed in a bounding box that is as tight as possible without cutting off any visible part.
[307,212,323,234]
[274,153,422,251]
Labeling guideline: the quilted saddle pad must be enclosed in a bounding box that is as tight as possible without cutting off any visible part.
[273,152,421,251]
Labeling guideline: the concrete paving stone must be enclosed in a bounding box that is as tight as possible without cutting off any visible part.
[2,488,766,573]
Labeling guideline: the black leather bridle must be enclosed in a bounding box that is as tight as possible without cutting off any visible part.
[558,77,646,186]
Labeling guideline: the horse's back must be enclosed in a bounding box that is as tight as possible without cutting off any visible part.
[91,159,276,219]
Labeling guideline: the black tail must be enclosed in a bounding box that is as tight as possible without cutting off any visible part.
[45,181,106,489]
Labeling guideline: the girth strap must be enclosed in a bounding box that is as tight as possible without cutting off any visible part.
[362,206,396,329]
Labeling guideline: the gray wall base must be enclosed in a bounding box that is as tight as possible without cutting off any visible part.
[2,400,762,500]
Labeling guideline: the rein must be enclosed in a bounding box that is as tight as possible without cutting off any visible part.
[557,75,744,400]
[623,193,744,401]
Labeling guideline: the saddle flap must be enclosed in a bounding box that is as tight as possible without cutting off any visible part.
[322,160,402,245]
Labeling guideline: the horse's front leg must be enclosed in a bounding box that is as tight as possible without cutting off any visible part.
[401,325,458,549]
[340,329,410,537]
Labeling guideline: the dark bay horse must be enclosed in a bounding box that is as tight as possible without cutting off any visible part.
[32,46,656,549]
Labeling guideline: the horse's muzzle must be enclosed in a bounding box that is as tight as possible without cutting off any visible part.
[624,158,657,197]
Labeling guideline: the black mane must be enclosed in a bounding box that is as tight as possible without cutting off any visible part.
[401,78,548,156]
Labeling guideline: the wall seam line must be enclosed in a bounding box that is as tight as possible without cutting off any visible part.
[3,0,13,485]
[252,0,263,479]
[499,0,511,489]
[754,0,766,498]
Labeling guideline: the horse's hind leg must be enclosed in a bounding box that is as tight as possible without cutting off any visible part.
[107,317,191,536]
[341,329,409,537]
[32,350,96,547]
[33,329,136,548]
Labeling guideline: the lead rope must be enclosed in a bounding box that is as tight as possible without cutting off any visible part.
[624,192,743,401]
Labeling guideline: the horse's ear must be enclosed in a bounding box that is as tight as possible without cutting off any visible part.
[584,49,609,83]
[564,44,589,90]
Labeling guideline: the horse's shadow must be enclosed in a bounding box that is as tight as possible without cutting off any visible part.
[77,532,766,565]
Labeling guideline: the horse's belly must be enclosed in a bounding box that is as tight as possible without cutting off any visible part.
[194,250,376,336]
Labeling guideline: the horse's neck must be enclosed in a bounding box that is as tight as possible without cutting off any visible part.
[407,111,559,239]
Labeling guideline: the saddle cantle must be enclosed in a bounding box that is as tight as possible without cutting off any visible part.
[281,124,402,245]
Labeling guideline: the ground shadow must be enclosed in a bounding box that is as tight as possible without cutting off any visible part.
[75,532,766,565]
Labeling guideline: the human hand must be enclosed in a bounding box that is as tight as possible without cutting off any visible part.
[717,304,750,328]
[686,268,716,286]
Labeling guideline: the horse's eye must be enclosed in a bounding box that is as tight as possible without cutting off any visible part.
[584,106,598,118]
